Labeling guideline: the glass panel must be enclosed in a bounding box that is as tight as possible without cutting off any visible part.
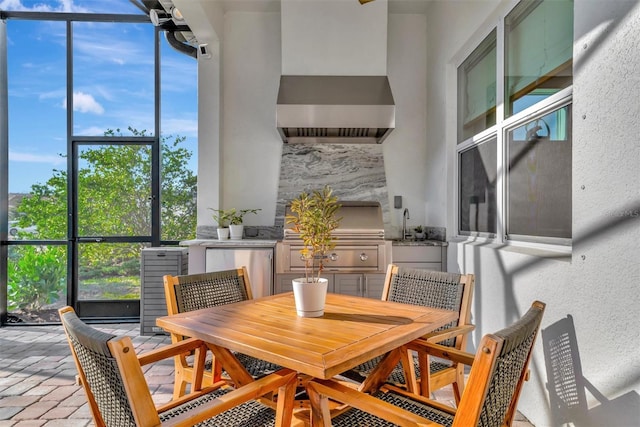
[7,20,68,240]
[505,0,573,117]
[77,144,151,236]
[458,29,497,142]
[160,37,198,241]
[459,138,498,235]
[78,242,147,301]
[72,21,154,136]
[507,105,572,240]
[7,245,67,324]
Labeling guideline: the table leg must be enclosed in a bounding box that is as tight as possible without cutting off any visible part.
[206,343,255,387]
[358,347,403,394]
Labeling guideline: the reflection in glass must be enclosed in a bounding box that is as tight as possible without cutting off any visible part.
[7,245,67,323]
[507,105,572,240]
[505,0,573,117]
[459,138,497,234]
[77,144,151,236]
[458,29,496,142]
[78,242,148,301]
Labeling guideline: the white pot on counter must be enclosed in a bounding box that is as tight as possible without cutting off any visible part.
[292,278,329,317]
[217,227,229,240]
[229,224,244,240]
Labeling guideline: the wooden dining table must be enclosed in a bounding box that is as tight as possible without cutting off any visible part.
[156,291,458,424]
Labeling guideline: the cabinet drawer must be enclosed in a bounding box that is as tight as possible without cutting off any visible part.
[392,246,442,263]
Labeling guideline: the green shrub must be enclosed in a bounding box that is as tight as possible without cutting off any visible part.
[7,246,66,310]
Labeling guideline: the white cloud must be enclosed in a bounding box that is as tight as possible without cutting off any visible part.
[63,91,105,114]
[9,151,66,165]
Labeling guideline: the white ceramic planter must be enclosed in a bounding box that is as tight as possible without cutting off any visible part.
[229,224,244,240]
[217,227,229,240]
[292,278,329,317]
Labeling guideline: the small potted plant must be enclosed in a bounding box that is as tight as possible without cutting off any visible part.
[414,225,426,241]
[209,208,261,240]
[227,208,261,240]
[285,185,341,317]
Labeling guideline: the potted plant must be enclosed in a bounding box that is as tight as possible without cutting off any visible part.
[285,186,341,317]
[414,225,426,241]
[209,208,233,240]
[209,208,261,240]
[227,208,261,240]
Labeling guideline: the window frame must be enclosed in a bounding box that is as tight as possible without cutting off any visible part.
[454,0,573,250]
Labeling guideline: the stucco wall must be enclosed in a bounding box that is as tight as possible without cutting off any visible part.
[427,0,640,425]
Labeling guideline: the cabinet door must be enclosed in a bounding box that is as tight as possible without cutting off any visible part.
[391,246,444,271]
[274,273,299,294]
[333,274,363,297]
[363,274,386,299]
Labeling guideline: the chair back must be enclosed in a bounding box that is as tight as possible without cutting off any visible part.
[59,306,153,427]
[382,265,474,347]
[454,301,546,427]
[164,268,252,315]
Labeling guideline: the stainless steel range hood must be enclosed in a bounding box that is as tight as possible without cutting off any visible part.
[276,75,395,144]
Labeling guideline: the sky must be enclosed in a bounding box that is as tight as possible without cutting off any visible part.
[1,0,198,193]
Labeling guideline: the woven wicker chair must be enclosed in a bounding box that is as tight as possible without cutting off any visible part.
[307,300,546,427]
[344,264,474,402]
[59,306,297,427]
[164,268,281,398]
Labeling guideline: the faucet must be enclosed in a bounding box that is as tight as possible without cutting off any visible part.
[402,208,410,240]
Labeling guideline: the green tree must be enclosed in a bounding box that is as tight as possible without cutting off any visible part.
[11,127,196,306]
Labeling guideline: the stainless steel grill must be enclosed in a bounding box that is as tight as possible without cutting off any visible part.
[276,201,391,274]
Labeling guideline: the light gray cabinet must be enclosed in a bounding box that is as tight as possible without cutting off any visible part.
[333,273,386,299]
[391,245,446,271]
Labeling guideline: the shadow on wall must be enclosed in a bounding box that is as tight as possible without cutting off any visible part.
[542,315,640,426]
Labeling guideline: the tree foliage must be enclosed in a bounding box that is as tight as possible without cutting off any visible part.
[9,127,196,309]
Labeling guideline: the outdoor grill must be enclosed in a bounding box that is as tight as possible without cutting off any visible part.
[276,201,391,274]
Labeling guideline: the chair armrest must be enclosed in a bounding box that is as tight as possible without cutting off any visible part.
[407,341,476,367]
[421,324,475,344]
[137,337,208,366]
[160,369,298,427]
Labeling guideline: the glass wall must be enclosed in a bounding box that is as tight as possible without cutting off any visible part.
[2,1,198,323]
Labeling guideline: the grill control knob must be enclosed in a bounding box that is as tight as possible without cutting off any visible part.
[329,253,338,261]
[360,253,369,261]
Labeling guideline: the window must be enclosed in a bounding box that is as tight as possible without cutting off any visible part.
[507,105,572,241]
[505,0,573,117]
[457,0,573,244]
[459,138,497,235]
[458,30,497,142]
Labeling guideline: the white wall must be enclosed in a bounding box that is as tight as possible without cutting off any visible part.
[426,0,640,425]
[194,6,429,233]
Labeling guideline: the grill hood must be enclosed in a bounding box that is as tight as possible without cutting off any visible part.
[276,75,395,144]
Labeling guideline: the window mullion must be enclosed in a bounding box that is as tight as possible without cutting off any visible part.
[496,17,506,243]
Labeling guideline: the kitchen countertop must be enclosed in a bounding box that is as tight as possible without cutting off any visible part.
[388,239,448,247]
[180,239,278,248]
[181,238,446,247]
